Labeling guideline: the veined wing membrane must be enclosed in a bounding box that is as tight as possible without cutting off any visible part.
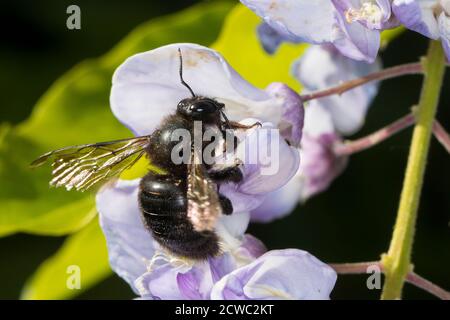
[31,136,150,191]
[186,137,222,232]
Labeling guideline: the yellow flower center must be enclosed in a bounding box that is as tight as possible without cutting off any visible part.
[345,1,383,25]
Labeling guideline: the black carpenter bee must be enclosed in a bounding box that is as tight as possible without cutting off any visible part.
[32,49,258,260]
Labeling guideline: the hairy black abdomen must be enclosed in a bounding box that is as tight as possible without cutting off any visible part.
[138,172,220,259]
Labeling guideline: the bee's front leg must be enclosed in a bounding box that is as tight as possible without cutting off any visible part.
[209,162,243,184]
[211,162,242,216]
[222,120,262,131]
[219,194,233,215]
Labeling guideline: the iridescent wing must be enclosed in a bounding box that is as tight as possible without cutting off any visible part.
[186,144,222,232]
[31,136,150,191]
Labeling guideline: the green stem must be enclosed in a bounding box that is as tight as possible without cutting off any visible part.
[381,41,446,300]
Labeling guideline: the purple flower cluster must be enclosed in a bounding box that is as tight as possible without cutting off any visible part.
[244,0,450,62]
[251,45,380,222]
[99,44,337,299]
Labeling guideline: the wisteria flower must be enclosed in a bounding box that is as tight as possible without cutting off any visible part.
[251,45,380,222]
[97,179,337,299]
[392,0,450,60]
[243,0,399,62]
[96,43,337,299]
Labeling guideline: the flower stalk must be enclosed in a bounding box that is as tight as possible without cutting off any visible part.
[381,41,446,300]
[300,62,424,102]
[433,121,450,153]
[330,261,450,300]
[334,113,415,156]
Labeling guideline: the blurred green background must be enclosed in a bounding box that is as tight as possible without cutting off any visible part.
[0,0,449,299]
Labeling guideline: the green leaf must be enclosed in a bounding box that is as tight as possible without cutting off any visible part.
[381,26,406,49]
[0,1,234,236]
[21,218,110,300]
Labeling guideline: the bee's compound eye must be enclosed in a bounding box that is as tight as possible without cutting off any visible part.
[191,101,218,114]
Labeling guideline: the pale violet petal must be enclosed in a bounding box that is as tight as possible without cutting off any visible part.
[216,212,251,240]
[235,121,301,195]
[299,133,348,201]
[392,0,440,39]
[241,0,337,44]
[211,249,337,300]
[250,175,303,223]
[265,82,304,147]
[438,12,450,61]
[332,0,394,30]
[135,263,192,300]
[302,101,336,138]
[96,179,154,294]
[250,132,348,222]
[176,267,206,300]
[334,10,381,63]
[219,183,267,214]
[251,102,349,222]
[240,234,267,259]
[135,236,264,300]
[250,132,347,222]
[442,0,450,14]
[294,46,380,134]
[216,118,300,214]
[257,22,286,54]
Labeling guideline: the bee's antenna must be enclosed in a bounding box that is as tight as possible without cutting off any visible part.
[178,48,196,98]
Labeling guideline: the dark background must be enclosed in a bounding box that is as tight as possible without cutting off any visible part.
[0,0,449,300]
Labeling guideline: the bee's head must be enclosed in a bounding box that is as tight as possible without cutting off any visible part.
[175,48,226,122]
[177,97,224,121]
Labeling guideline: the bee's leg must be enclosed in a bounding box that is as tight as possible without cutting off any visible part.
[209,165,243,183]
[219,194,233,215]
[224,121,262,130]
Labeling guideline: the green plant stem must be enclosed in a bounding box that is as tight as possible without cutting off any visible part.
[381,41,446,300]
